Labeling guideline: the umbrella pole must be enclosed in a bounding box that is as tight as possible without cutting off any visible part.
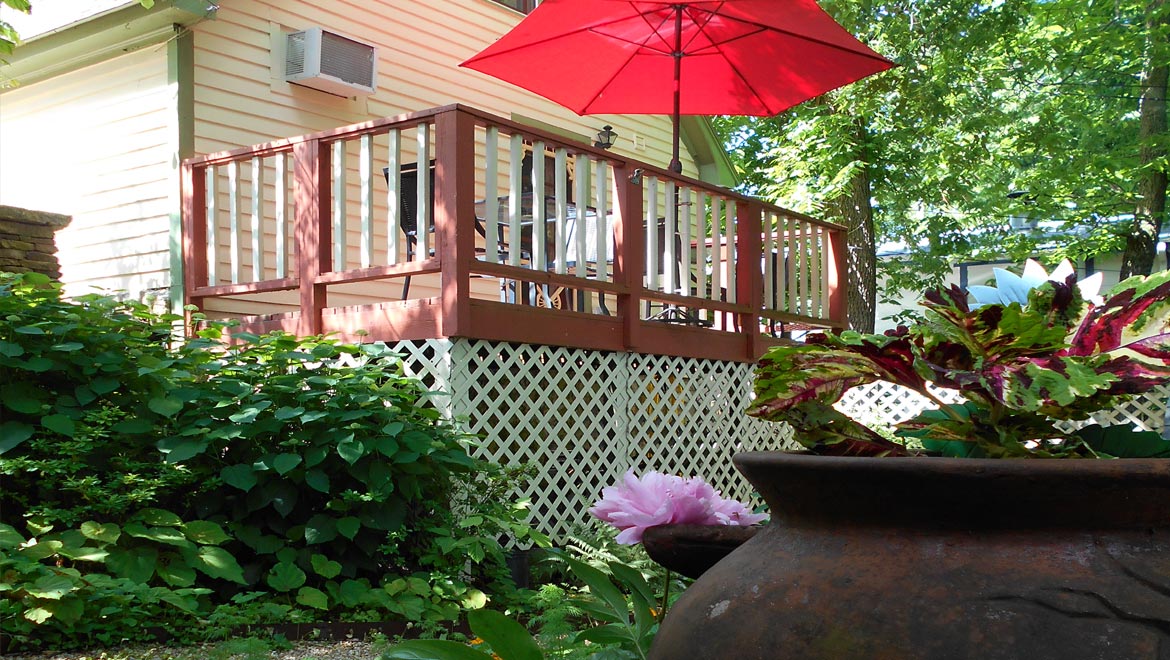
[669,4,683,174]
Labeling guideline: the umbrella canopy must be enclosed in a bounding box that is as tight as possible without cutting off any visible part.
[461,0,895,173]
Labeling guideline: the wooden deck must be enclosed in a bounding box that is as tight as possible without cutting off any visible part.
[181,104,846,363]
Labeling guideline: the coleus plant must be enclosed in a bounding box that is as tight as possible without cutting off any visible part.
[748,261,1170,458]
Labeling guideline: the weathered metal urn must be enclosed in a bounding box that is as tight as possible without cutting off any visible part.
[649,452,1170,660]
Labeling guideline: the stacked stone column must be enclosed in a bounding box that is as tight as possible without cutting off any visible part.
[0,205,71,280]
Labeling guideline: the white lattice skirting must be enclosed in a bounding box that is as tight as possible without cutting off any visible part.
[836,380,1170,437]
[385,339,795,543]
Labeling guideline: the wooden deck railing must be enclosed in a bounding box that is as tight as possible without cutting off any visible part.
[181,104,846,363]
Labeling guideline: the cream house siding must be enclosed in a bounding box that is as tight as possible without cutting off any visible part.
[191,0,687,173]
[188,0,694,311]
[0,48,172,298]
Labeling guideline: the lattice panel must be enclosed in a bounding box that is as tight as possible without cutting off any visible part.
[837,381,1170,436]
[436,340,792,543]
[623,354,795,509]
[346,339,793,542]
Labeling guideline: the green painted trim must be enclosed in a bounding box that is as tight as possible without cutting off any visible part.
[680,116,739,187]
[1,1,215,88]
[166,27,195,315]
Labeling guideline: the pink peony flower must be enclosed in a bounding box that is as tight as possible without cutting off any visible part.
[589,470,769,544]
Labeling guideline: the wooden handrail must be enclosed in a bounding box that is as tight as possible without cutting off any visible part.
[179,104,848,359]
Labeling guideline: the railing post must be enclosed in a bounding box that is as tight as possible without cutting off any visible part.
[613,163,644,352]
[435,109,476,338]
[181,161,207,331]
[826,225,848,330]
[293,138,331,336]
[736,200,764,360]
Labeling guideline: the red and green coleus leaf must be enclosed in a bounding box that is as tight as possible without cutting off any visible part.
[920,284,1072,361]
[1069,269,1170,358]
[751,332,922,418]
[758,400,912,457]
[999,354,1170,420]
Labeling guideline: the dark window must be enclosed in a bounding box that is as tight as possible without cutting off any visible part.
[491,0,538,13]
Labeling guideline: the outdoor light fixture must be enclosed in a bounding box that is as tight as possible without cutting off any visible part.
[594,125,617,150]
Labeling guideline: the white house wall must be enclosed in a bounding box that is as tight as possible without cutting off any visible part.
[0,48,173,299]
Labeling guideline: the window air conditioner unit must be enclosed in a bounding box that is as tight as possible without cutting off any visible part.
[285,27,377,97]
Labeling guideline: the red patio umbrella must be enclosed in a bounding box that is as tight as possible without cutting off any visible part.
[461,0,896,173]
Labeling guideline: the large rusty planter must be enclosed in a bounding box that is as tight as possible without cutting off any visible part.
[649,452,1170,660]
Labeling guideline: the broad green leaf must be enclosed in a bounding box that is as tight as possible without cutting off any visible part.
[336,516,361,540]
[123,523,192,548]
[338,578,368,607]
[220,464,259,492]
[468,609,543,660]
[0,340,23,357]
[90,377,120,395]
[57,545,109,562]
[105,546,158,582]
[80,521,121,544]
[296,586,329,610]
[186,546,246,584]
[337,438,365,464]
[158,437,209,463]
[2,392,42,414]
[304,469,330,493]
[1078,424,1170,458]
[20,539,63,561]
[0,523,26,548]
[148,396,184,417]
[183,520,231,545]
[159,590,201,612]
[40,414,75,437]
[52,342,84,352]
[373,435,400,458]
[28,574,76,600]
[274,406,305,420]
[608,561,655,608]
[382,421,405,436]
[461,588,488,609]
[228,401,272,424]
[134,509,184,527]
[272,452,302,475]
[310,553,342,579]
[0,421,34,454]
[157,555,197,587]
[267,561,307,592]
[24,607,53,624]
[304,514,337,545]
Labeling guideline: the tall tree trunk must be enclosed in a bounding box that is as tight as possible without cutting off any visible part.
[829,119,877,332]
[1121,0,1169,279]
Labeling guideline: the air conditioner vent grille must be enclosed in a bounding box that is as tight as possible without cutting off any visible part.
[285,30,307,76]
[319,31,375,87]
[283,27,377,97]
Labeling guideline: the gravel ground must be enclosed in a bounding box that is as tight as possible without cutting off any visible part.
[1,639,387,660]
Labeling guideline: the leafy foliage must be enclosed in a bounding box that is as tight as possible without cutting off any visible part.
[382,545,672,660]
[750,268,1170,457]
[716,0,1169,320]
[0,273,537,650]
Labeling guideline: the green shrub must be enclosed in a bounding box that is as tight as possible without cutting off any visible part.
[0,273,538,651]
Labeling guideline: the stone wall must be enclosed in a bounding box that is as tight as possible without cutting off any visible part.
[0,205,71,280]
